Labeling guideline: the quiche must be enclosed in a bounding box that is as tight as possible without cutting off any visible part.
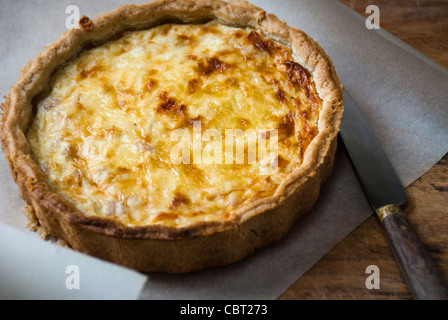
[0,0,343,273]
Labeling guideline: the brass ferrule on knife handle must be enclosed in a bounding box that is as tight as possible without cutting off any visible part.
[376,204,448,300]
[377,204,404,222]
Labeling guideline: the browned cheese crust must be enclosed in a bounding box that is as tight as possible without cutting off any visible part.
[0,0,343,273]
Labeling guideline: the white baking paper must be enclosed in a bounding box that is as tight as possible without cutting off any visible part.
[0,0,447,300]
[0,222,147,300]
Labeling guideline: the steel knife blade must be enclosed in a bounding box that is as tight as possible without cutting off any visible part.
[339,91,448,300]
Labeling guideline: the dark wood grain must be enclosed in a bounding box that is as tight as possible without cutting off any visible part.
[338,0,448,68]
[380,206,448,300]
[279,0,448,300]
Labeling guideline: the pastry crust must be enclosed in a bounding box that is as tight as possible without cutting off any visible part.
[0,0,343,273]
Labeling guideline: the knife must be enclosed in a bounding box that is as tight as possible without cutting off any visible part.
[339,91,448,300]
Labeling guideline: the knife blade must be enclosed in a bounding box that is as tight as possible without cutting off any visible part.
[339,91,448,300]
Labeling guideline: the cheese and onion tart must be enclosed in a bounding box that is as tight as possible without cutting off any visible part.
[27,21,321,228]
[1,0,343,273]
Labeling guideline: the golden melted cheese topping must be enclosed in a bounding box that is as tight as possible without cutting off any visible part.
[27,22,322,227]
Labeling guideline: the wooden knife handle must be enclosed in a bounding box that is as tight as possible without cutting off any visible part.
[377,204,448,300]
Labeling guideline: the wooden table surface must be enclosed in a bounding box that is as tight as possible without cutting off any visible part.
[279,0,448,300]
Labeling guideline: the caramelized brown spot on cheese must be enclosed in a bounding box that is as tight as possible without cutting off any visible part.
[198,57,229,76]
[200,26,220,35]
[179,163,204,181]
[147,79,158,92]
[156,24,171,36]
[225,77,238,87]
[284,61,321,110]
[80,65,101,78]
[177,104,187,116]
[65,144,79,159]
[187,78,201,93]
[278,112,295,140]
[79,15,94,32]
[304,86,319,109]
[146,69,158,76]
[170,192,191,210]
[153,212,178,223]
[116,166,131,173]
[157,92,177,111]
[245,31,276,54]
[284,61,310,88]
[276,155,290,170]
[156,92,188,118]
[74,102,85,111]
[177,34,194,42]
[292,97,302,109]
[216,49,236,57]
[234,31,244,38]
[276,89,287,103]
